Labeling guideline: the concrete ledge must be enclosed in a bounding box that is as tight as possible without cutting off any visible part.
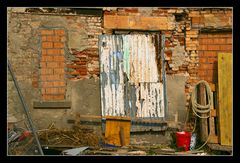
[33,101,71,109]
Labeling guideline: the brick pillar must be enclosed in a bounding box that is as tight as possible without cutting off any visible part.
[40,29,66,101]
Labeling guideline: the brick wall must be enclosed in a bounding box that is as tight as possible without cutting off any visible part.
[40,28,66,101]
[66,16,102,80]
[8,8,232,129]
[198,33,232,83]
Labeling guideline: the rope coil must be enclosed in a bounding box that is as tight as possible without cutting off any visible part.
[190,80,213,151]
[191,80,212,119]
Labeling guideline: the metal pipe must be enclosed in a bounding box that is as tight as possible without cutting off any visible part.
[8,60,44,155]
[161,34,168,120]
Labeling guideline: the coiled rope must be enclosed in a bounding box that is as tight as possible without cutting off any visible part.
[191,80,212,119]
[190,80,213,151]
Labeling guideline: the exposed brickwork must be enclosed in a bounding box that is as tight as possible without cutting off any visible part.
[197,33,232,83]
[40,29,66,101]
[8,8,232,130]
[103,7,232,113]
[66,48,99,79]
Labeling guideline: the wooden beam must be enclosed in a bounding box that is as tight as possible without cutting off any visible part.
[207,143,232,152]
[198,83,208,142]
[208,135,219,144]
[104,15,173,30]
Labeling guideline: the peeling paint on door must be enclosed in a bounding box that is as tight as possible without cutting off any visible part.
[99,34,165,118]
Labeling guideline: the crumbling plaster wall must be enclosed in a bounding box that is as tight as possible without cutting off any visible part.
[7,9,102,131]
[103,7,232,129]
[7,8,232,133]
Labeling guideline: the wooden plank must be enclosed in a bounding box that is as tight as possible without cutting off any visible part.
[104,15,171,30]
[218,53,232,146]
[198,83,208,141]
[208,135,219,144]
[104,117,131,146]
[207,143,232,152]
[209,91,216,139]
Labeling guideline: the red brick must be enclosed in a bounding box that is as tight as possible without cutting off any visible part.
[198,70,206,77]
[198,51,204,57]
[47,74,62,80]
[199,34,208,39]
[220,45,232,51]
[199,63,214,70]
[204,51,217,57]
[40,62,47,68]
[54,42,64,48]
[205,38,214,44]
[42,95,49,101]
[207,45,220,51]
[226,38,232,44]
[40,29,54,35]
[207,57,217,63]
[58,88,65,94]
[42,36,47,41]
[66,64,82,69]
[42,81,54,88]
[53,81,65,87]
[60,49,65,55]
[198,45,208,50]
[47,62,58,68]
[213,38,226,44]
[54,56,65,61]
[32,81,38,88]
[199,57,207,63]
[55,29,65,36]
[40,75,47,81]
[42,49,47,55]
[47,49,62,55]
[58,62,65,68]
[41,56,54,62]
[80,71,88,75]
[41,68,53,75]
[53,95,65,100]
[54,68,64,74]
[42,42,53,48]
[47,36,61,42]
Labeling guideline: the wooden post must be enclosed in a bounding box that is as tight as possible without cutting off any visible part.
[198,83,208,142]
[120,127,125,146]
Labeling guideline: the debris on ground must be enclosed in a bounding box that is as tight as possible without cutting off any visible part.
[62,147,89,155]
[38,123,101,147]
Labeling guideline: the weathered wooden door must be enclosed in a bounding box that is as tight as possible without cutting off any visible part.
[99,34,165,119]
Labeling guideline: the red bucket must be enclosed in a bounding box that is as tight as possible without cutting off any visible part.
[176,131,191,151]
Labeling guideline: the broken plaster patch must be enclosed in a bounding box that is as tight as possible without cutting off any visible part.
[169,43,186,68]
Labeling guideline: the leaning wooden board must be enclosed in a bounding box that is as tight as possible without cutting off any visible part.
[218,53,232,146]
[104,116,131,146]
